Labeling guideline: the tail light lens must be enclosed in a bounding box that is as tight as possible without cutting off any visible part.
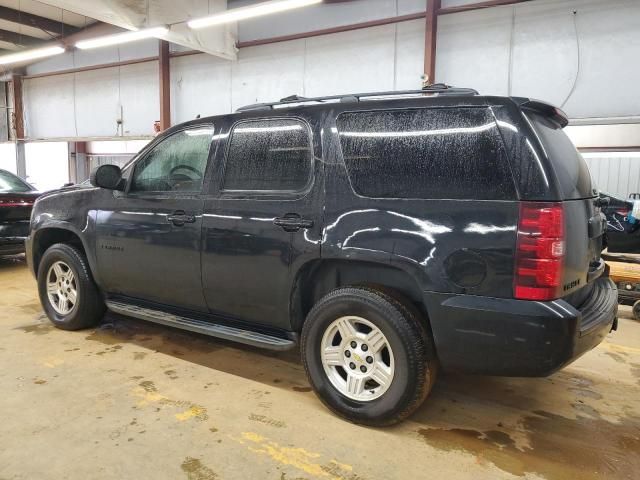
[514,202,565,301]
[0,199,35,208]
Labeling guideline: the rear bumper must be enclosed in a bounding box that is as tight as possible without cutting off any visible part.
[0,221,29,255]
[0,239,26,255]
[424,277,618,376]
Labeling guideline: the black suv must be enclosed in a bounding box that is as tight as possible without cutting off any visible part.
[26,85,617,426]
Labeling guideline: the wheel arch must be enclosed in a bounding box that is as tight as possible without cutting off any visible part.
[290,259,430,333]
[32,226,90,278]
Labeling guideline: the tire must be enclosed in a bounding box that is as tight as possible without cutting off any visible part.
[301,286,437,426]
[37,243,105,331]
[633,300,640,321]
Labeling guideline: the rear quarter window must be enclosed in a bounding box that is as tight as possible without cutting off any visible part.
[336,107,515,200]
[526,113,594,200]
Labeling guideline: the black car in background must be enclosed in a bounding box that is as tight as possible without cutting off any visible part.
[601,192,640,254]
[0,169,39,256]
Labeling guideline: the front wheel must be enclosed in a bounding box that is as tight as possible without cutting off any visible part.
[301,287,437,426]
[37,243,105,330]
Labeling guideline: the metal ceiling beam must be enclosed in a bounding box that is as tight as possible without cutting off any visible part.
[438,0,533,15]
[0,28,45,47]
[0,5,79,36]
[424,0,440,85]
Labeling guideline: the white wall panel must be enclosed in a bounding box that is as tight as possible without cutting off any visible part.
[74,67,120,137]
[170,55,232,124]
[436,0,640,118]
[119,62,160,136]
[436,7,513,96]
[556,0,640,119]
[584,153,640,199]
[395,19,426,90]
[305,25,397,97]
[23,74,76,138]
[231,40,305,112]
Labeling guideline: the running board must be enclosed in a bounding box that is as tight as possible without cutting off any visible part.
[105,301,296,351]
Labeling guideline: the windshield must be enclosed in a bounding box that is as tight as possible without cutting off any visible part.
[0,170,32,193]
[526,113,595,199]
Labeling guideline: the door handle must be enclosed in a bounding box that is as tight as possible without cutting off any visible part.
[167,210,196,226]
[273,214,314,232]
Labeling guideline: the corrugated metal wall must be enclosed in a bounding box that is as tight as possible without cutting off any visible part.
[584,153,640,199]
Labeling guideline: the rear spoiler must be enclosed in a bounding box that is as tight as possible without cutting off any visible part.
[511,97,569,128]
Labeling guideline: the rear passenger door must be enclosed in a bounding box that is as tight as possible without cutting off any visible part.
[201,116,323,331]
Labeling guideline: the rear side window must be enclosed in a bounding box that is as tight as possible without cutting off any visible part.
[526,113,594,199]
[336,107,515,200]
[222,118,312,192]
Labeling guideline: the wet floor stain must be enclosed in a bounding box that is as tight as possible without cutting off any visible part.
[249,413,286,428]
[165,369,178,380]
[630,364,640,385]
[175,405,209,422]
[418,410,640,480]
[95,345,123,356]
[139,380,157,393]
[133,352,147,360]
[568,387,603,400]
[291,386,312,393]
[604,351,627,363]
[180,457,218,480]
[15,323,53,335]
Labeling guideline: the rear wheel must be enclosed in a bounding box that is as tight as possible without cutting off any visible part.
[37,243,105,330]
[633,300,640,321]
[301,286,436,426]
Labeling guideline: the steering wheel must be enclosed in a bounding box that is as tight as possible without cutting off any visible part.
[169,164,202,180]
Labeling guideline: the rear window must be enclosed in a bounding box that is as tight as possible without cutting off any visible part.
[526,113,594,199]
[336,107,515,200]
[0,170,32,193]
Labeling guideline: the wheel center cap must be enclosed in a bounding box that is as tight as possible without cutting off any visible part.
[352,352,364,363]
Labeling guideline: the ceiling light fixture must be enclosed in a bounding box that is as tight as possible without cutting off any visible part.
[0,45,65,65]
[188,0,322,29]
[75,26,168,50]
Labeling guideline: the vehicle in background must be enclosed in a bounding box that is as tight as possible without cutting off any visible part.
[0,169,40,256]
[26,85,617,426]
[601,192,640,254]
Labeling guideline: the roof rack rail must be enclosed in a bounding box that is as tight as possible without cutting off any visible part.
[236,84,479,112]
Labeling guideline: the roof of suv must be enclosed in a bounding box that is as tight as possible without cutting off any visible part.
[236,83,480,112]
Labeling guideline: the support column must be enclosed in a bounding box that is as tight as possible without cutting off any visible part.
[71,141,88,183]
[423,0,441,86]
[15,141,26,179]
[11,74,26,179]
[159,40,171,132]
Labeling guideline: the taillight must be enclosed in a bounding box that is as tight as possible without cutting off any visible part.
[0,199,34,208]
[514,202,565,301]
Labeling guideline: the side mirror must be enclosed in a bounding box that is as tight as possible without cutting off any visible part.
[90,164,124,191]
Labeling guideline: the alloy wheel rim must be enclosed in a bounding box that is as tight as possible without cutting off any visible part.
[320,315,395,401]
[46,261,78,315]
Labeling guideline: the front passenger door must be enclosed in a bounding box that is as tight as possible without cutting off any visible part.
[95,125,215,311]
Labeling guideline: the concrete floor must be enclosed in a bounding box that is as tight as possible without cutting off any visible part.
[1,255,639,480]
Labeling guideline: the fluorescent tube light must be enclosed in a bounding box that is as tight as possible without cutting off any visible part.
[76,26,168,50]
[0,45,65,65]
[188,0,322,29]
